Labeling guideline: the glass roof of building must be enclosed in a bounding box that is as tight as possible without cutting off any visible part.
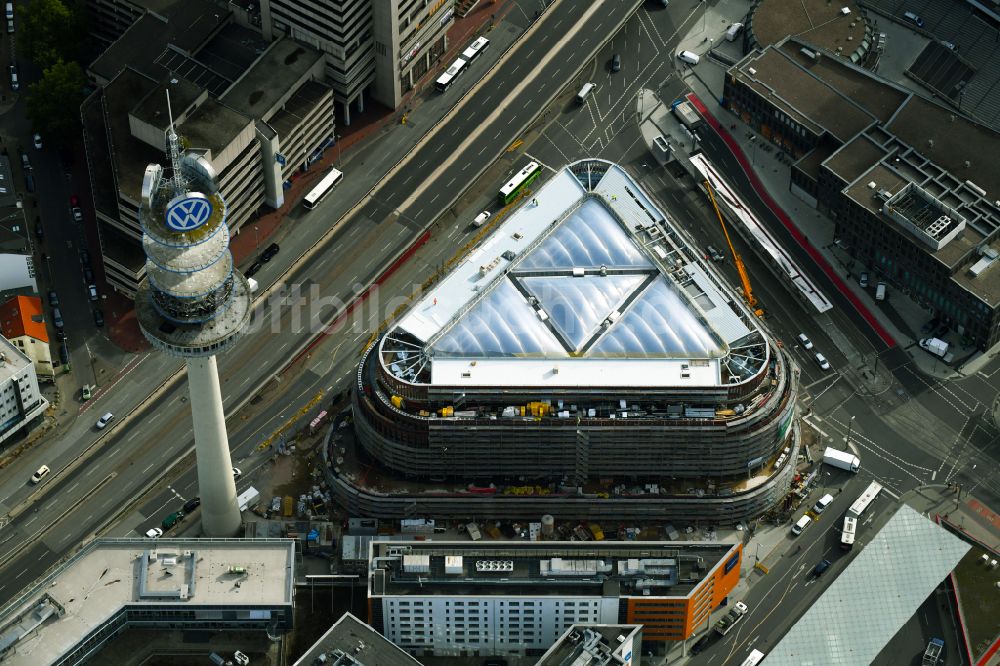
[519,199,653,270]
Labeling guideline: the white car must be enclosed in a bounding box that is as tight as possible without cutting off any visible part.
[232,467,242,480]
[30,465,50,484]
[72,207,83,223]
[797,333,813,350]
[33,133,42,149]
[473,210,491,227]
[96,412,114,429]
[234,651,250,666]
[677,50,701,65]
[814,352,831,371]
[145,527,163,539]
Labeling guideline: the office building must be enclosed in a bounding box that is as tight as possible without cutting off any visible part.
[0,538,295,665]
[0,296,53,382]
[537,624,643,666]
[368,540,742,657]
[82,1,333,298]
[294,612,422,666]
[724,38,1000,350]
[347,159,799,522]
[0,335,47,445]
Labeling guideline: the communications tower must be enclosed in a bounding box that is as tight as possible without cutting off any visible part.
[134,96,253,536]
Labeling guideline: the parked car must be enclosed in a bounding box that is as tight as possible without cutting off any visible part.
[705,245,725,262]
[72,207,83,223]
[83,267,94,283]
[677,50,700,65]
[58,341,69,364]
[47,290,59,307]
[261,243,280,262]
[245,261,262,277]
[8,64,17,91]
[183,497,201,513]
[80,249,90,265]
[814,352,831,370]
[797,333,813,349]
[858,271,869,288]
[52,307,64,330]
[35,222,43,239]
[145,527,163,539]
[813,559,831,577]
[93,309,104,327]
[88,285,98,301]
[233,652,250,666]
[691,634,712,655]
[904,10,924,28]
[33,133,42,149]
[161,511,184,530]
[95,412,114,429]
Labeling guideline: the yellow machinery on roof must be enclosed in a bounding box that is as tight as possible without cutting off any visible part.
[703,180,764,317]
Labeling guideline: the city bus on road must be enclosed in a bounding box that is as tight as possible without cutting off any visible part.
[461,36,490,64]
[740,650,766,666]
[847,480,883,519]
[840,515,857,550]
[498,161,542,205]
[303,168,343,209]
[435,57,468,92]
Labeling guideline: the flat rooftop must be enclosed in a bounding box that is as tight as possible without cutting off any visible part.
[751,0,867,57]
[537,624,642,666]
[221,37,324,121]
[293,612,421,666]
[824,134,888,185]
[0,335,32,382]
[369,540,739,599]
[0,539,295,665]
[383,160,766,389]
[732,47,876,142]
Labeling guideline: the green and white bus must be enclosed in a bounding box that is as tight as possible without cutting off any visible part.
[498,161,541,205]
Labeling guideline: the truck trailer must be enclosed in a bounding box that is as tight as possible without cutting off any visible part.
[823,446,860,473]
[714,601,748,636]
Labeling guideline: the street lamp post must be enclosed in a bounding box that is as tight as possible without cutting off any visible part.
[254,225,259,252]
[336,134,342,168]
[845,415,856,447]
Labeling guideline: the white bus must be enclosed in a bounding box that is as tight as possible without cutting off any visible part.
[498,161,542,205]
[740,650,766,666]
[841,515,857,550]
[847,480,883,519]
[435,57,468,92]
[303,168,344,209]
[461,36,490,63]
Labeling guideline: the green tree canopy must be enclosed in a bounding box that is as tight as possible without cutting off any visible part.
[26,60,86,143]
[16,0,85,70]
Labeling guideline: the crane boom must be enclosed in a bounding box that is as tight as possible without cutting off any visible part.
[703,180,761,314]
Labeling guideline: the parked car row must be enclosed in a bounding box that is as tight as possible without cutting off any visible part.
[245,242,279,278]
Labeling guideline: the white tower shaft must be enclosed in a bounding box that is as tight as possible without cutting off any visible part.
[187,356,241,536]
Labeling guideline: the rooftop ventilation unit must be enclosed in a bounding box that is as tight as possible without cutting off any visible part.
[840,6,851,14]
[969,247,999,278]
[475,560,514,572]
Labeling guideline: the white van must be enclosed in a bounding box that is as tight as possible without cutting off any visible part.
[875,282,886,301]
[725,23,743,42]
[473,210,491,227]
[677,50,700,65]
[4,3,11,20]
[813,493,834,514]
[576,82,595,103]
[903,11,924,28]
[791,514,812,535]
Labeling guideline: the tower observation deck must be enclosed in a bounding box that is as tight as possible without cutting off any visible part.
[134,97,252,536]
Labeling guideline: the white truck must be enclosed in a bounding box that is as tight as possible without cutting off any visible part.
[922,638,944,665]
[236,486,260,512]
[714,601,748,636]
[823,446,860,473]
[919,337,949,358]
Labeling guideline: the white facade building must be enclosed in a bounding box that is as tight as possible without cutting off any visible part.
[0,336,48,445]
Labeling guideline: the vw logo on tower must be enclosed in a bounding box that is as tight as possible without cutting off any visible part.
[165,192,214,232]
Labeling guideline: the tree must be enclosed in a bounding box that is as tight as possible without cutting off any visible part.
[16,0,85,70]
[26,60,86,143]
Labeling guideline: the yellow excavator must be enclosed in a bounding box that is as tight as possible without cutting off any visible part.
[703,180,764,317]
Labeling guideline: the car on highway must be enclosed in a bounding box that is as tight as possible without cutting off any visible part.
[814,352,831,371]
[183,497,201,513]
[261,243,280,262]
[47,291,59,307]
[813,559,831,577]
[95,412,114,429]
[88,285,98,301]
[93,309,104,327]
[611,53,621,72]
[245,261,262,277]
[858,271,869,288]
[145,527,163,539]
[33,133,42,150]
[30,465,50,484]
[232,467,242,480]
[797,333,813,349]
[473,210,491,227]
